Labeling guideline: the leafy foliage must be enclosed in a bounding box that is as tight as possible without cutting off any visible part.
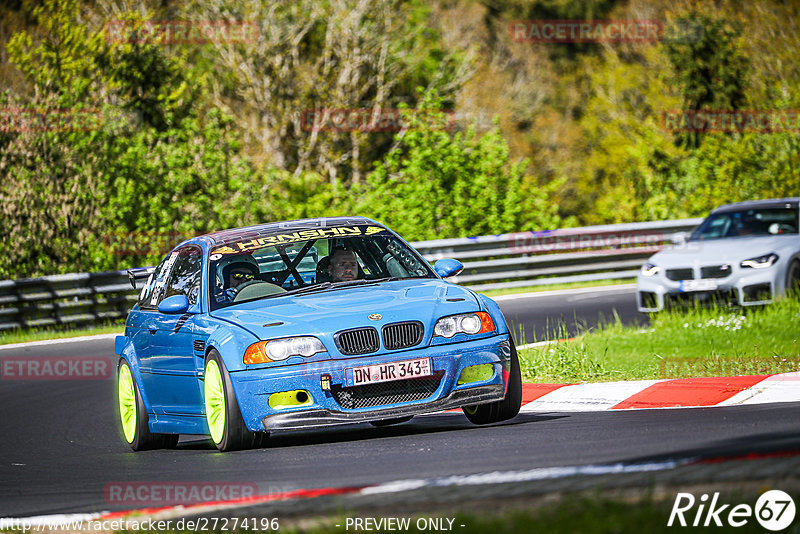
[361,93,561,239]
[663,12,749,148]
[1,0,799,278]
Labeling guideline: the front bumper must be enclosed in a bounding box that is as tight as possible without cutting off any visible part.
[229,334,511,432]
[637,267,779,312]
[261,383,504,431]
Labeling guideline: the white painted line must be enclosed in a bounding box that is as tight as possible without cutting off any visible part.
[0,333,120,351]
[491,284,636,302]
[0,459,687,525]
[360,458,684,495]
[520,380,662,412]
[719,372,800,406]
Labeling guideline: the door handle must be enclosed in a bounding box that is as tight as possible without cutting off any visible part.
[149,329,157,335]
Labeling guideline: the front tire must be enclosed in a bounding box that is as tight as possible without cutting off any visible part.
[462,339,522,425]
[786,260,800,298]
[117,359,179,451]
[204,350,266,451]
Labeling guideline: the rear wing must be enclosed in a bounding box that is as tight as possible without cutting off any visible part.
[127,267,156,289]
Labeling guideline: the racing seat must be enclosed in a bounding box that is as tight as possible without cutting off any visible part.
[316,256,332,283]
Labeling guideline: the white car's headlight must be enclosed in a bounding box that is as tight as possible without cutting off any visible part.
[740,253,779,269]
[433,312,495,339]
[640,262,660,277]
[244,336,326,364]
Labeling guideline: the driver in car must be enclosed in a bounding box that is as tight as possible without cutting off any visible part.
[217,256,260,302]
[328,248,359,282]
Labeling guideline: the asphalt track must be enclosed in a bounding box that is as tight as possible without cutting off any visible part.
[1,286,797,518]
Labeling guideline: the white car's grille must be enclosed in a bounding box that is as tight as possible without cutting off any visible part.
[700,264,732,279]
[666,268,693,281]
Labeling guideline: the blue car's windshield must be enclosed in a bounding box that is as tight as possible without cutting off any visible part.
[208,224,435,310]
[690,207,799,241]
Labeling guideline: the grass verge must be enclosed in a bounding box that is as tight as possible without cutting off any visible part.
[478,277,634,297]
[518,297,800,383]
[0,320,125,346]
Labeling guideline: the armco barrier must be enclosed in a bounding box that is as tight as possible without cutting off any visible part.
[0,271,135,331]
[410,218,702,291]
[0,218,702,331]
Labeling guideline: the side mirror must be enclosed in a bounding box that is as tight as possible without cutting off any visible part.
[671,231,688,245]
[434,258,464,278]
[158,294,190,314]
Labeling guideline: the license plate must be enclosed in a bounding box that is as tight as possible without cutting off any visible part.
[680,279,718,292]
[348,357,432,386]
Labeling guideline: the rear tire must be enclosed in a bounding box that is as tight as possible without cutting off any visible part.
[117,359,179,451]
[463,339,522,425]
[204,350,266,451]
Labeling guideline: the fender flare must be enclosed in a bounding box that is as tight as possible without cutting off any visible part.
[474,292,510,336]
[114,335,156,416]
[203,325,260,407]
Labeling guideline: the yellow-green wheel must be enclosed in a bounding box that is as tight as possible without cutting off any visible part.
[204,359,226,445]
[203,350,265,451]
[116,359,179,451]
[118,363,137,443]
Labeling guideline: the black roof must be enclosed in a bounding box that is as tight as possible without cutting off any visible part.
[198,216,380,246]
[711,198,799,214]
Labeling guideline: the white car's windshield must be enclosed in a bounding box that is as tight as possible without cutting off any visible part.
[208,224,434,310]
[690,207,798,241]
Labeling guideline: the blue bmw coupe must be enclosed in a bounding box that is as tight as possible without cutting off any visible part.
[115,217,521,451]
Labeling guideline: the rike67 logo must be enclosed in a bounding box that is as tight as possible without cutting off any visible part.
[669,491,796,531]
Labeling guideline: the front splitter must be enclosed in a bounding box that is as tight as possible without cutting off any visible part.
[261,384,505,432]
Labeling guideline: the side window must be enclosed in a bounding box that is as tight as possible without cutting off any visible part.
[163,246,203,306]
[138,253,177,309]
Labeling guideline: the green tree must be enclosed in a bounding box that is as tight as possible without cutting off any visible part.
[1,2,254,277]
[663,12,749,148]
[360,92,561,240]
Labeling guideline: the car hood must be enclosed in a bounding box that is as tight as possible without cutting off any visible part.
[210,279,481,343]
[648,235,795,267]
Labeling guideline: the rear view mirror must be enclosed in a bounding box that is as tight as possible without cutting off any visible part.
[158,294,190,314]
[671,231,688,245]
[434,258,464,278]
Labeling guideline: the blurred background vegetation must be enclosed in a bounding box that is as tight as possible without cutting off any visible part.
[1,0,798,278]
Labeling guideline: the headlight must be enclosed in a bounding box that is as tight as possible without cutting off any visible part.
[433,312,495,339]
[640,262,660,276]
[244,336,326,364]
[740,253,779,269]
